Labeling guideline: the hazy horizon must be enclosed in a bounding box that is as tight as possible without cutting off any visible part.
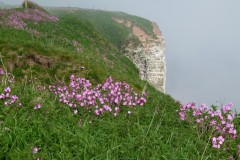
[1,0,240,110]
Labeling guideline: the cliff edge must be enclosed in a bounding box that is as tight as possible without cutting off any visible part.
[50,9,166,93]
[114,17,166,92]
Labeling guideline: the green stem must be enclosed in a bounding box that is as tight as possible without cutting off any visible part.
[201,128,215,160]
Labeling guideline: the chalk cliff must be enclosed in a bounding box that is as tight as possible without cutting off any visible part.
[114,18,166,93]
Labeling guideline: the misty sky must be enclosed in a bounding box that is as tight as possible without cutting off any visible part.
[1,0,240,109]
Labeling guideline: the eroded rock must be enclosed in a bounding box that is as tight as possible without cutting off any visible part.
[114,18,166,93]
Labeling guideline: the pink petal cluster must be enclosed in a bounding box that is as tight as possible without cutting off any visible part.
[32,146,41,154]
[178,102,237,151]
[49,75,147,116]
[0,86,19,106]
[212,136,225,148]
[0,9,58,31]
[6,14,27,29]
[0,68,5,75]
[31,146,41,160]
[238,144,240,154]
[34,104,42,110]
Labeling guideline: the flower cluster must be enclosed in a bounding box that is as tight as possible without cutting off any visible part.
[0,68,5,75]
[0,9,58,30]
[0,86,19,106]
[18,9,59,22]
[49,75,147,116]
[212,136,225,149]
[0,69,21,106]
[7,14,27,29]
[178,102,239,155]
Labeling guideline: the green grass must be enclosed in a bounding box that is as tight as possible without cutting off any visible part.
[0,7,234,159]
[0,12,141,88]
[0,79,216,159]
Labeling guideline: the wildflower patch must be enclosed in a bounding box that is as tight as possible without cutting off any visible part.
[49,75,147,116]
[178,102,240,158]
[0,9,58,35]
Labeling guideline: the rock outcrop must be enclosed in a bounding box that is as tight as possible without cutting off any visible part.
[114,18,166,93]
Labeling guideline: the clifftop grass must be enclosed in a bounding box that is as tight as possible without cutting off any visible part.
[49,8,155,48]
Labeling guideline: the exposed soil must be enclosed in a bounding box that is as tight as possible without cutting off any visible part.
[26,53,55,67]
[132,25,152,44]
[113,17,125,24]
[4,51,55,72]
[113,17,163,48]
[152,22,162,37]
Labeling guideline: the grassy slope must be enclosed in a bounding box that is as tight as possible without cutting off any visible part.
[0,8,218,159]
[50,9,155,48]
[0,10,140,88]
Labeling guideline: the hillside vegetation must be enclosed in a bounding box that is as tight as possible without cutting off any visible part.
[50,8,156,48]
[0,4,240,160]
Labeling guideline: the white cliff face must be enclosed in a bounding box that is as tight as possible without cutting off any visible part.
[114,18,166,93]
[125,34,166,93]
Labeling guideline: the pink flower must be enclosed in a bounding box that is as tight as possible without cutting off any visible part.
[214,110,222,116]
[34,104,42,110]
[70,75,75,80]
[227,114,234,122]
[95,110,100,115]
[210,120,216,126]
[179,111,185,120]
[208,110,215,117]
[32,146,41,154]
[4,87,11,93]
[99,108,104,112]
[238,144,240,154]
[223,105,231,113]
[199,104,208,111]
[221,120,226,125]
[196,119,201,123]
[217,136,224,144]
[228,102,233,107]
[0,68,5,75]
[73,110,78,114]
